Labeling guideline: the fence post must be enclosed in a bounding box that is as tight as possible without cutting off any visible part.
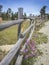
[30,19,33,32]
[18,23,21,39]
[18,8,23,39]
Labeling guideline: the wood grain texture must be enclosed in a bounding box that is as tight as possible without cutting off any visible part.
[0,19,24,31]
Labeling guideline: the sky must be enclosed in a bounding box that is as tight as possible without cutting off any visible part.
[0,0,49,16]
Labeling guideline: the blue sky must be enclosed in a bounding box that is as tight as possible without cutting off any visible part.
[0,0,49,15]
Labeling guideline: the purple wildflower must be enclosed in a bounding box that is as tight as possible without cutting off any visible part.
[26,39,30,45]
[24,53,36,59]
[23,39,36,59]
[23,49,29,53]
[28,43,36,51]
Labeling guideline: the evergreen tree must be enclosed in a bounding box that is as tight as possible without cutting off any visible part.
[40,6,47,19]
[0,5,3,16]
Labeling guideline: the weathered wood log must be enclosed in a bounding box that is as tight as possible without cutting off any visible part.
[0,19,24,31]
[0,38,25,65]
[18,23,21,39]
[20,24,34,37]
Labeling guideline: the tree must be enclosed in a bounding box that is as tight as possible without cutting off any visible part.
[1,11,8,20]
[7,8,12,20]
[24,13,26,17]
[0,5,3,16]
[40,6,47,19]
[13,12,18,19]
[11,12,14,20]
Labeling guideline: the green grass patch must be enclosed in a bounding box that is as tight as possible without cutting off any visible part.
[35,22,45,31]
[0,20,30,45]
[22,20,48,65]
[22,57,37,65]
[0,25,18,45]
[32,32,48,44]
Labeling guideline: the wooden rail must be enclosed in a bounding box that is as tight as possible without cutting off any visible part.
[0,19,24,31]
[0,16,36,31]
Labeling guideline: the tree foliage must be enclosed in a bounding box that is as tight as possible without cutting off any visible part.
[0,5,3,16]
[0,5,18,20]
[40,6,47,18]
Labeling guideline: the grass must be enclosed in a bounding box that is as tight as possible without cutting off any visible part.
[32,20,48,44]
[22,20,48,65]
[0,19,47,45]
[32,32,48,44]
[22,57,37,65]
[0,25,18,45]
[0,49,7,61]
[0,19,30,61]
[35,22,45,31]
[0,19,30,45]
[0,19,48,65]
[41,64,43,65]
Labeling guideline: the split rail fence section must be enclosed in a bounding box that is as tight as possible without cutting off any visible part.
[0,8,43,65]
[0,19,35,65]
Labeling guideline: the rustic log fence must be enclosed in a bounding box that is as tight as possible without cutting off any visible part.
[0,19,35,65]
[0,7,47,65]
[0,8,36,65]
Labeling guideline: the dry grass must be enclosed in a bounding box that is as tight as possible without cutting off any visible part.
[0,19,30,45]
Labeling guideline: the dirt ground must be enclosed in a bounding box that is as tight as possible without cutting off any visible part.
[34,21,49,65]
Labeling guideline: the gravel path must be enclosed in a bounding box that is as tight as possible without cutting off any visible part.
[34,21,49,65]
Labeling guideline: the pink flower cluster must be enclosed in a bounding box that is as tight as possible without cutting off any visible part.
[23,39,36,59]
